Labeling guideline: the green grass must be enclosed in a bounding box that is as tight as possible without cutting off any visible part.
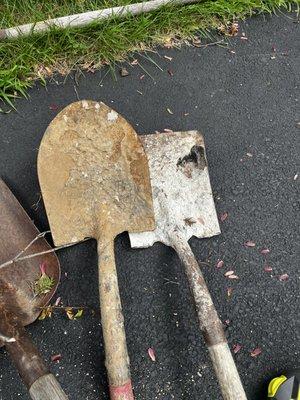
[0,0,298,108]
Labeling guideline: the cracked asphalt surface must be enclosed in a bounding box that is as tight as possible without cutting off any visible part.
[0,10,299,400]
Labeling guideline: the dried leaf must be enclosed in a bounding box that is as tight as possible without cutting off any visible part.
[39,306,53,320]
[250,347,262,357]
[65,307,74,320]
[148,347,156,362]
[224,270,234,277]
[167,108,174,115]
[51,354,62,362]
[220,212,228,222]
[279,273,289,282]
[244,241,256,247]
[261,248,270,255]
[216,260,224,269]
[74,309,84,319]
[264,265,273,272]
[233,344,242,354]
[131,59,138,65]
[218,22,239,37]
[120,67,129,77]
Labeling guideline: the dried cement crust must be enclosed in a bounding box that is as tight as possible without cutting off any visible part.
[130,131,220,248]
[38,100,155,245]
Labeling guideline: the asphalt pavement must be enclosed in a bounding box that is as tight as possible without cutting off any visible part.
[0,10,299,400]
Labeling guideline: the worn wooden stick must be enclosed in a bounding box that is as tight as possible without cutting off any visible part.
[171,232,247,400]
[0,0,199,40]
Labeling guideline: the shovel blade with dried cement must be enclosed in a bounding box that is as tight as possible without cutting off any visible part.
[38,101,155,400]
[0,179,68,400]
[130,131,247,400]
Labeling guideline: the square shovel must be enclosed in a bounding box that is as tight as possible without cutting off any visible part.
[130,131,247,400]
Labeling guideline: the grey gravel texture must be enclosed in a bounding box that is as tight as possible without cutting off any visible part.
[0,10,299,400]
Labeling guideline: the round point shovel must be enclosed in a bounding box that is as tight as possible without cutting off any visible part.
[38,101,155,400]
[0,179,68,400]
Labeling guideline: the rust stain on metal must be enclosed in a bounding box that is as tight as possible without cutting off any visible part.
[38,100,155,246]
[0,179,60,348]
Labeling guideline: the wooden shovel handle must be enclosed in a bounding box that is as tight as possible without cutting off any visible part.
[98,239,134,400]
[3,323,68,400]
[170,233,247,400]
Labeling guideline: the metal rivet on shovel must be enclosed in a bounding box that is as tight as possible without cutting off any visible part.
[130,131,247,400]
[0,179,68,400]
[38,101,155,400]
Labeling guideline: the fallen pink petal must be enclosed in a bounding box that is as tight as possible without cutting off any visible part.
[51,354,62,362]
[244,241,256,247]
[250,348,262,357]
[261,248,270,255]
[228,274,239,279]
[233,344,242,354]
[224,270,234,277]
[49,104,59,111]
[279,273,289,281]
[220,212,228,222]
[264,266,273,272]
[148,347,156,362]
[39,261,47,275]
[216,260,224,269]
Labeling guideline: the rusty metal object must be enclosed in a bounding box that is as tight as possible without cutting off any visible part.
[38,100,155,400]
[130,131,247,400]
[0,179,67,400]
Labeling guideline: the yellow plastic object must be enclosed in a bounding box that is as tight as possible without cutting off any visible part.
[268,375,287,397]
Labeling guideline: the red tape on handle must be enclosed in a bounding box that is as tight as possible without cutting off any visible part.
[109,380,134,400]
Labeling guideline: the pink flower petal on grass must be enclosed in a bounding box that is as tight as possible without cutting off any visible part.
[148,348,156,362]
[220,212,228,222]
[261,248,270,255]
[250,348,262,357]
[264,266,273,272]
[279,274,289,281]
[224,270,234,277]
[244,241,256,247]
[216,260,224,269]
[233,344,242,354]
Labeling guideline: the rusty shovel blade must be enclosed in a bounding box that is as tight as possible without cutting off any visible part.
[0,179,68,400]
[0,179,60,331]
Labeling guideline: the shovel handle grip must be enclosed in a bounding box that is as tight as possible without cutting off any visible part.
[171,234,247,400]
[3,322,68,400]
[98,239,134,400]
